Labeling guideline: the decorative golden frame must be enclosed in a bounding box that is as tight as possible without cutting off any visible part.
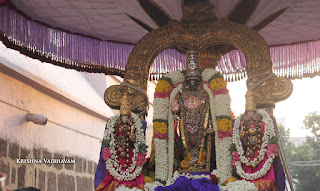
[105,3,293,115]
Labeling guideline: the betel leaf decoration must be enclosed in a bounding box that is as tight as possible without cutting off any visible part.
[269,136,278,145]
[138,143,148,153]
[102,138,111,148]
[229,143,237,152]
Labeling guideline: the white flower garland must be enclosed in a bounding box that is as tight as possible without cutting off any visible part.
[220,180,258,191]
[214,94,232,116]
[153,98,169,121]
[154,138,168,180]
[203,84,233,183]
[115,185,142,191]
[146,172,258,191]
[144,181,163,191]
[166,171,211,186]
[104,112,145,181]
[232,109,276,180]
[164,70,184,85]
[153,68,233,183]
[202,68,218,82]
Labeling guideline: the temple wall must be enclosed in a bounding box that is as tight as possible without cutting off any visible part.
[0,67,108,190]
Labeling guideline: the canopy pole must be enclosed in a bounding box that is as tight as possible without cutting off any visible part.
[273,118,295,191]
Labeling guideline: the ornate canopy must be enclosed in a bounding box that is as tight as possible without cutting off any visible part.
[0,0,320,80]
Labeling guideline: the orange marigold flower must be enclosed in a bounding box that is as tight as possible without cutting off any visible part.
[220,118,228,125]
[221,124,231,131]
[154,127,160,134]
[155,80,172,93]
[153,121,168,134]
[159,126,167,134]
[210,78,227,90]
[210,80,219,91]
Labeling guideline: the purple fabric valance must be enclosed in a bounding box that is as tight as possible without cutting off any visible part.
[0,3,319,81]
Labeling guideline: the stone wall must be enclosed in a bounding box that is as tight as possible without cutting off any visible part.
[0,137,98,191]
[0,55,108,190]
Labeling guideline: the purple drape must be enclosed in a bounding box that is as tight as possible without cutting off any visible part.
[155,176,219,191]
[1,3,320,80]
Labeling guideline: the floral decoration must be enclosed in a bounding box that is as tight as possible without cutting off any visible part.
[267,144,278,157]
[154,138,169,181]
[153,68,233,183]
[232,109,278,180]
[210,174,219,185]
[155,78,173,93]
[135,152,147,166]
[220,180,258,191]
[231,151,240,165]
[144,181,163,191]
[115,185,142,191]
[102,148,111,160]
[102,112,146,181]
[216,116,233,139]
[209,77,227,91]
[165,171,211,186]
[153,121,168,135]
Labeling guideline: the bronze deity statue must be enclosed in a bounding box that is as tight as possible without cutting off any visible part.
[171,48,215,172]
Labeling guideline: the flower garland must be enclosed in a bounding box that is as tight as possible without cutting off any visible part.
[154,138,169,181]
[165,171,211,186]
[144,181,164,191]
[203,83,233,183]
[102,112,146,181]
[144,174,258,191]
[220,180,258,191]
[115,185,142,191]
[232,109,278,180]
[153,68,233,183]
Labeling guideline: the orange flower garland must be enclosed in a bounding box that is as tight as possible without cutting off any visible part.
[153,121,168,135]
[155,80,172,93]
[209,77,227,91]
[216,116,233,138]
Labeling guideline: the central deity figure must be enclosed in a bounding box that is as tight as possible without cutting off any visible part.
[171,49,214,172]
[152,46,233,183]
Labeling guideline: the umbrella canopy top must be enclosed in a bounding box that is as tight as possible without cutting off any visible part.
[10,0,320,46]
[1,0,320,80]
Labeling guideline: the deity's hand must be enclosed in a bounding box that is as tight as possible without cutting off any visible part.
[129,134,136,142]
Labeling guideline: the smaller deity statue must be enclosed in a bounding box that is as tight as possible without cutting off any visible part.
[94,93,148,191]
[231,97,285,191]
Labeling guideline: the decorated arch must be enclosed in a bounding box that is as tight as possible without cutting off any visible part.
[105,13,292,114]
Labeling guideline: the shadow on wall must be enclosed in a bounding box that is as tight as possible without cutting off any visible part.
[3,114,28,128]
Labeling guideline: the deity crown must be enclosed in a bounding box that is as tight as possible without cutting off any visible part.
[120,92,131,115]
[185,47,201,80]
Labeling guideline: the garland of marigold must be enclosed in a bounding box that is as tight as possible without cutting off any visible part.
[153,68,233,183]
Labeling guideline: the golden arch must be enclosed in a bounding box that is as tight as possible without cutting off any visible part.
[105,18,292,114]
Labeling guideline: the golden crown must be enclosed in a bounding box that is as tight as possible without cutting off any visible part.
[185,47,201,80]
[120,93,131,115]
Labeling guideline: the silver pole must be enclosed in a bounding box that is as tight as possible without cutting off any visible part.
[273,118,295,191]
